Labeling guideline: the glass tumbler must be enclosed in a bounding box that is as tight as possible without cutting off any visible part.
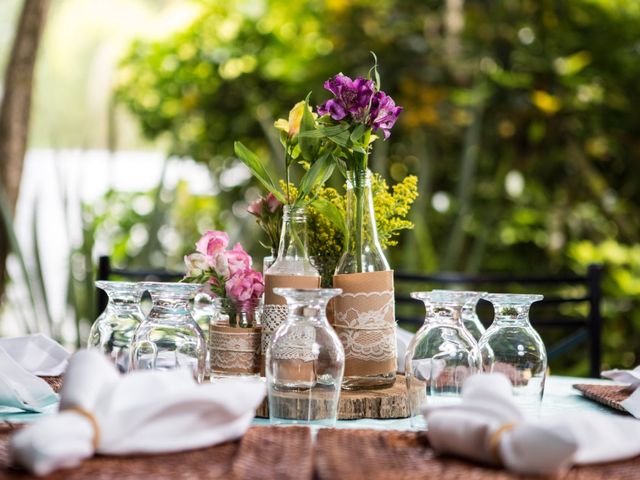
[267,288,344,426]
[479,293,547,413]
[405,291,482,429]
[88,281,144,373]
[130,282,207,382]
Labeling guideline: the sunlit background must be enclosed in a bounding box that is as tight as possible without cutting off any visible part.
[1,0,639,374]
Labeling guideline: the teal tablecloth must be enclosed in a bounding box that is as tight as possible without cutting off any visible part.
[1,376,625,428]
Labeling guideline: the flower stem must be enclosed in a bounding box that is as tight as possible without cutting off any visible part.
[354,175,364,273]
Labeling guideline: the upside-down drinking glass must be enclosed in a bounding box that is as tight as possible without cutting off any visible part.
[267,288,344,426]
[405,291,482,429]
[479,293,547,413]
[130,282,207,382]
[88,281,144,373]
[433,289,487,340]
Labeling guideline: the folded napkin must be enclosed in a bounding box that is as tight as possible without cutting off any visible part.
[10,350,266,476]
[0,334,69,376]
[601,366,640,418]
[423,374,640,476]
[0,334,69,413]
[602,366,640,389]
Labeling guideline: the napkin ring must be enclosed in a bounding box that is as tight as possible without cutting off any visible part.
[489,422,516,463]
[63,406,100,450]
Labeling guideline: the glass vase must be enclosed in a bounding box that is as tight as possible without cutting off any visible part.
[88,281,144,373]
[267,288,344,426]
[479,293,547,413]
[333,169,396,390]
[261,205,320,374]
[405,291,482,429]
[209,297,262,379]
[130,282,207,383]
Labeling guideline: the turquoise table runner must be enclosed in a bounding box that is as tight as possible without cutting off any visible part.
[1,376,624,428]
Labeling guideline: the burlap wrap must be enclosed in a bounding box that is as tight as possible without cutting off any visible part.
[261,273,320,377]
[332,270,397,377]
[209,325,261,375]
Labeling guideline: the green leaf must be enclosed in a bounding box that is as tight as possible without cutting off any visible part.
[311,197,347,244]
[299,93,320,162]
[296,150,334,203]
[350,124,366,144]
[368,51,381,90]
[234,141,286,202]
[298,124,350,139]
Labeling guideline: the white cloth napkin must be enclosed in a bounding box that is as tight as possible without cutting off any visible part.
[396,327,414,373]
[601,366,640,418]
[0,334,69,376]
[602,366,640,389]
[10,350,266,476]
[0,334,69,412]
[423,374,640,476]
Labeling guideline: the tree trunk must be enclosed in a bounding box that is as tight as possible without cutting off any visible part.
[0,0,50,298]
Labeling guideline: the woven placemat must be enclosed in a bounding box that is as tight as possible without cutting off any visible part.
[40,377,63,394]
[573,384,632,413]
[0,425,312,479]
[315,428,640,480]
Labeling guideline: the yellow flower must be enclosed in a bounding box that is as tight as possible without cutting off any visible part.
[273,101,315,138]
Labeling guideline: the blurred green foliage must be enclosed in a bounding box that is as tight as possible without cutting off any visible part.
[114,0,640,373]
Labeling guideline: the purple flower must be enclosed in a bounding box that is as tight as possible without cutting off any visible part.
[317,73,402,139]
[369,91,403,139]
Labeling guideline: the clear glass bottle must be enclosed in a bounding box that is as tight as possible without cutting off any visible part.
[479,293,547,413]
[89,281,144,373]
[334,169,396,390]
[261,206,320,372]
[209,297,262,379]
[405,291,482,429]
[267,288,344,426]
[130,282,207,382]
[434,289,487,340]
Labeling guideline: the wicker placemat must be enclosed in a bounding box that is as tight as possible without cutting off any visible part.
[573,384,632,414]
[0,425,312,479]
[315,428,640,480]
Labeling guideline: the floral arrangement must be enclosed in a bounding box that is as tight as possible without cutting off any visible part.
[247,192,283,254]
[183,230,264,304]
[236,54,410,275]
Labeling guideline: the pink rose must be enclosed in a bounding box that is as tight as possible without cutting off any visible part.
[184,253,208,277]
[225,269,264,303]
[247,198,264,217]
[225,243,252,276]
[195,230,229,257]
[265,193,281,214]
[210,252,230,278]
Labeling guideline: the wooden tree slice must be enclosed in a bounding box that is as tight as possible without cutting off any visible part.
[256,375,417,420]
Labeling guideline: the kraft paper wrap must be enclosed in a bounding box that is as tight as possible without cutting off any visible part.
[261,273,321,378]
[209,325,261,375]
[332,270,397,377]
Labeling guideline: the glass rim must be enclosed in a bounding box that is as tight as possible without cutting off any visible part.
[410,290,483,305]
[482,293,544,304]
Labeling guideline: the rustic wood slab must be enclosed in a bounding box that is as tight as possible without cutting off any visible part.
[256,374,416,420]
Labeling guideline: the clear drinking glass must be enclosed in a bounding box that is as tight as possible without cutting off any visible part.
[405,291,482,429]
[88,281,144,373]
[479,293,547,413]
[130,282,207,382]
[267,288,344,426]
[433,289,487,340]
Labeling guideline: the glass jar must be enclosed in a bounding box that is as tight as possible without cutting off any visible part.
[261,206,320,373]
[405,291,482,429]
[267,288,344,426]
[333,169,396,390]
[88,281,144,373]
[130,282,207,382]
[209,297,262,379]
[479,293,547,413]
